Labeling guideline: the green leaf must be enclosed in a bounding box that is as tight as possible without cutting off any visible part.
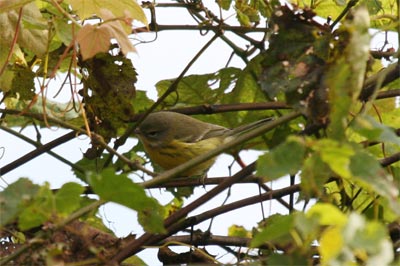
[311,139,355,179]
[257,136,306,180]
[325,6,370,140]
[53,16,74,46]
[267,253,309,266]
[0,178,39,227]
[300,154,332,197]
[11,66,36,100]
[0,68,14,92]
[236,9,251,27]
[122,255,147,266]
[350,149,400,214]
[73,156,109,183]
[55,182,85,215]
[353,115,400,145]
[292,0,347,20]
[251,214,295,247]
[224,54,271,126]
[156,67,241,108]
[132,90,155,113]
[88,168,165,233]
[18,183,53,230]
[218,0,232,10]
[361,0,383,15]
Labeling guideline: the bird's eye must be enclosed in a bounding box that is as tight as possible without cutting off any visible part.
[146,131,158,138]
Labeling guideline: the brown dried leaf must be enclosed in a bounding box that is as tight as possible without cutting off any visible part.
[76,24,112,60]
[76,9,136,60]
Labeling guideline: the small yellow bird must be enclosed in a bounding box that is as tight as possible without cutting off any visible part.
[134,111,272,177]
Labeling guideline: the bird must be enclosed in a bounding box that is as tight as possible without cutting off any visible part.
[134,111,272,177]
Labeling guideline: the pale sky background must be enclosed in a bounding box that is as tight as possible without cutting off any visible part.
[0,1,398,264]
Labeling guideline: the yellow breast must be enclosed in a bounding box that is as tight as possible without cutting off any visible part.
[143,137,224,177]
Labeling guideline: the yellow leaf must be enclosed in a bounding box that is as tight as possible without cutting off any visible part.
[319,226,343,264]
[306,203,347,227]
[228,225,251,238]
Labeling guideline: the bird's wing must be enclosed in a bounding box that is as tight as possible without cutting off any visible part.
[199,125,229,140]
[228,117,273,136]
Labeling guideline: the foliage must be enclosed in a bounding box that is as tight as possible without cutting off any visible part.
[0,0,399,265]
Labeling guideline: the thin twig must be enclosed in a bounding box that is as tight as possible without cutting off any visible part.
[127,101,291,122]
[330,0,359,29]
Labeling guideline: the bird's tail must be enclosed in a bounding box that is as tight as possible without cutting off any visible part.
[229,117,274,137]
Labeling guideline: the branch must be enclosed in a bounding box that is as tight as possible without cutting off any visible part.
[359,62,400,101]
[0,109,151,177]
[110,163,256,264]
[146,175,292,210]
[370,49,398,60]
[0,131,77,176]
[160,233,286,251]
[380,152,400,167]
[0,125,84,174]
[376,89,400,100]
[135,23,268,34]
[160,234,254,248]
[188,184,301,229]
[127,102,290,122]
[0,108,86,133]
